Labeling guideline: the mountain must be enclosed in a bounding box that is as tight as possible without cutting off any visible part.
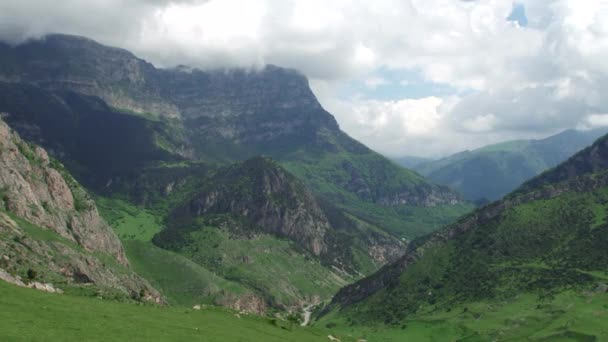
[392,155,432,169]
[319,132,608,340]
[149,157,406,309]
[0,34,471,312]
[412,129,607,202]
[0,34,470,239]
[0,118,160,301]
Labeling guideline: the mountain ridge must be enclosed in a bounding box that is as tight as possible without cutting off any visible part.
[321,128,608,337]
[0,33,472,312]
[407,128,607,202]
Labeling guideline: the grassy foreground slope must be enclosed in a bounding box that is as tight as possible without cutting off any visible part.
[0,282,332,342]
[96,197,261,309]
[318,290,608,341]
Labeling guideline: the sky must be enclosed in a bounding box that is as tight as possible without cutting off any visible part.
[1,0,607,158]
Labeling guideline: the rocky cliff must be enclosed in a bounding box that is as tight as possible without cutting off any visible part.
[0,118,126,262]
[155,157,406,275]
[0,118,160,300]
[0,35,464,216]
[173,157,329,256]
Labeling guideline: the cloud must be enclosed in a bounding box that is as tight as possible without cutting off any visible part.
[579,114,608,130]
[0,0,607,157]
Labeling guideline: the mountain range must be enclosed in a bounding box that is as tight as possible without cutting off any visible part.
[321,127,608,340]
[1,33,607,342]
[401,128,607,203]
[0,34,471,312]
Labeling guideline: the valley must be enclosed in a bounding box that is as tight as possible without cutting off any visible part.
[0,31,606,342]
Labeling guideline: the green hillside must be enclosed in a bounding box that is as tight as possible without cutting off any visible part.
[320,132,608,340]
[319,290,608,341]
[411,129,606,202]
[0,281,335,342]
[96,160,361,312]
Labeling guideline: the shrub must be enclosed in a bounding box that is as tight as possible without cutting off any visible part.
[27,268,37,280]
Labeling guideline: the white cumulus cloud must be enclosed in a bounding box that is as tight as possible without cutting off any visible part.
[1,0,607,157]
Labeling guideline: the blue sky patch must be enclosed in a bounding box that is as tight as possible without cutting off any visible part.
[507,2,528,27]
[339,68,464,101]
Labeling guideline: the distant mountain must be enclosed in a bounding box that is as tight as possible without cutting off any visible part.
[0,118,160,301]
[320,132,608,340]
[0,34,472,311]
[392,156,432,169]
[412,129,607,202]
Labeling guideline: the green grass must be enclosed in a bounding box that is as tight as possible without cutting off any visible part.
[124,240,252,307]
[96,197,163,241]
[96,197,255,307]
[97,192,349,309]
[282,151,473,239]
[160,221,349,307]
[0,281,333,342]
[318,291,608,341]
[323,182,608,328]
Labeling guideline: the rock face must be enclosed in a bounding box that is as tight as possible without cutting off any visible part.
[0,35,180,119]
[0,119,161,301]
[0,35,335,148]
[0,34,463,211]
[177,157,330,256]
[376,185,462,207]
[0,118,126,264]
[158,157,405,273]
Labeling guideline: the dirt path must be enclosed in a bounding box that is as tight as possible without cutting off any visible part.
[301,305,313,326]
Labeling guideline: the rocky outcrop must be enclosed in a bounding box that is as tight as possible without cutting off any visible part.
[173,157,330,257]
[218,294,267,315]
[0,268,25,287]
[0,118,126,264]
[0,119,161,301]
[0,35,180,118]
[0,35,335,146]
[376,185,462,207]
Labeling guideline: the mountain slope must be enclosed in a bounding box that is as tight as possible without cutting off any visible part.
[392,155,431,169]
[0,118,159,301]
[0,34,469,240]
[320,132,608,340]
[150,157,405,309]
[0,280,341,342]
[0,34,472,313]
[412,129,606,202]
